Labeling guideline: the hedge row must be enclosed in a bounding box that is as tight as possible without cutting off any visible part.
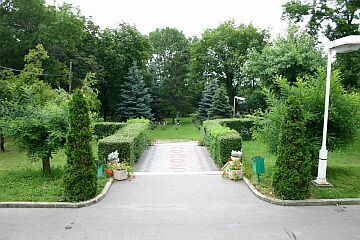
[203,120,242,166]
[98,119,150,165]
[93,122,126,139]
[217,117,258,141]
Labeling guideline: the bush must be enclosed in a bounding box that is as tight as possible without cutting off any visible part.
[98,119,150,165]
[218,116,260,141]
[4,96,68,174]
[257,70,360,175]
[203,120,242,165]
[63,89,97,202]
[93,122,126,139]
[272,94,311,200]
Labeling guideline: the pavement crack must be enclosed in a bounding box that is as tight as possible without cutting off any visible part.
[284,228,297,240]
[65,222,74,230]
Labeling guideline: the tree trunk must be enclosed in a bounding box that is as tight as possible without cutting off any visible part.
[0,133,4,152]
[42,156,51,174]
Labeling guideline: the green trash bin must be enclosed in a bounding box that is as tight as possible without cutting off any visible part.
[96,160,103,177]
[252,156,265,183]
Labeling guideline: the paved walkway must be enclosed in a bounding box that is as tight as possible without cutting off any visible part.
[135,141,219,172]
[0,141,359,239]
[1,175,359,240]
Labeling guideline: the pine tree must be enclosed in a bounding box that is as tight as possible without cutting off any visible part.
[208,85,231,119]
[63,89,97,202]
[198,79,218,121]
[118,63,153,121]
[272,94,311,200]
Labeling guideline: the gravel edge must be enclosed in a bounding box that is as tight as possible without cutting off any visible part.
[0,178,114,208]
[243,177,360,206]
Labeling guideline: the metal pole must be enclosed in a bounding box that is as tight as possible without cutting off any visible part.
[233,97,236,118]
[69,61,73,93]
[315,50,332,185]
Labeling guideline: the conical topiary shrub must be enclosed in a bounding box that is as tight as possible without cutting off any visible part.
[63,89,97,202]
[272,94,311,200]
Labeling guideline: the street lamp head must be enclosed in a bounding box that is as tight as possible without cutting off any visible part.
[234,96,246,101]
[329,35,360,53]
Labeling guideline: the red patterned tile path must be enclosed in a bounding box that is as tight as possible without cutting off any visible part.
[135,141,219,172]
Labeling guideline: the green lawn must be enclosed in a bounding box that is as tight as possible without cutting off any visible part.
[0,140,108,202]
[242,132,360,199]
[149,117,203,141]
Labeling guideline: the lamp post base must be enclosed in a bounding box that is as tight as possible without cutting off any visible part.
[312,179,333,187]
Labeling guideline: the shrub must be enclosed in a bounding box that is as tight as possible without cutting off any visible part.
[4,98,68,174]
[93,122,126,139]
[98,119,150,165]
[272,94,311,200]
[218,117,260,141]
[257,70,360,175]
[203,120,242,165]
[63,89,97,202]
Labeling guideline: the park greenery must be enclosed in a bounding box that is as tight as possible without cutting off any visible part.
[63,89,97,202]
[272,94,311,200]
[0,0,359,201]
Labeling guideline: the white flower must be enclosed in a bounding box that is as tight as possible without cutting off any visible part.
[231,150,242,159]
[108,150,119,162]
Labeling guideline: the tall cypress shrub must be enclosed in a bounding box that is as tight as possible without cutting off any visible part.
[63,89,97,202]
[272,94,311,200]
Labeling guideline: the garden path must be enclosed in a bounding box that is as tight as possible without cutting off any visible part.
[135,141,219,173]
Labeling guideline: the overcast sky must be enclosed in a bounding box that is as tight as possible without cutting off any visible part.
[47,0,289,37]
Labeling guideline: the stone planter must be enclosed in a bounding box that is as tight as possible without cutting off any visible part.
[228,169,243,180]
[113,169,128,181]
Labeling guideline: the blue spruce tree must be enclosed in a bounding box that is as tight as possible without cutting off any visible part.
[118,63,153,121]
[198,79,218,121]
[208,85,231,119]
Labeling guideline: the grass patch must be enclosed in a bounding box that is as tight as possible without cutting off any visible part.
[242,132,360,199]
[149,117,202,141]
[0,140,109,202]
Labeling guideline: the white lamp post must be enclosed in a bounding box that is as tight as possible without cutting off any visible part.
[233,96,246,118]
[314,35,360,186]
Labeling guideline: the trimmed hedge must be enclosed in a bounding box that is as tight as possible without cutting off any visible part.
[98,119,150,165]
[218,117,259,141]
[203,120,242,166]
[93,122,126,139]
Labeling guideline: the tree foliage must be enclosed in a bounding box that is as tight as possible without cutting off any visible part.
[242,25,324,90]
[190,21,268,101]
[98,23,150,119]
[117,63,153,121]
[148,27,192,120]
[282,0,360,89]
[198,79,218,121]
[63,89,97,202]
[208,85,232,119]
[257,70,360,174]
[1,45,68,174]
[272,94,311,200]
[282,0,359,40]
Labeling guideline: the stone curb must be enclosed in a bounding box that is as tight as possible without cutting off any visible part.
[243,177,360,206]
[0,178,114,208]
